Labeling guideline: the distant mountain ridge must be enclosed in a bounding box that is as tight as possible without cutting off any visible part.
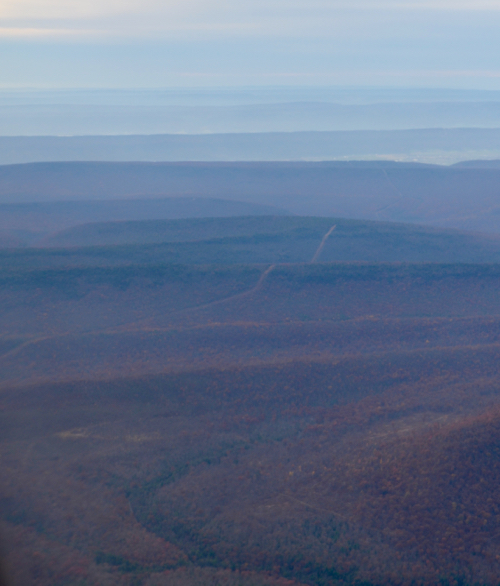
[1,128,500,165]
[3,101,500,137]
[452,159,500,168]
[0,197,289,247]
[3,160,500,234]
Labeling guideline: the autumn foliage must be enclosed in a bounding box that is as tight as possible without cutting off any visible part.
[3,261,500,585]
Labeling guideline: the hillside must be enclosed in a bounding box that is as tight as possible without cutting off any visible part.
[3,259,500,584]
[2,261,500,384]
[2,216,500,270]
[39,216,500,255]
[40,216,324,248]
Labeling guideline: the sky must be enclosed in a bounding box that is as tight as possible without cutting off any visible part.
[1,0,500,89]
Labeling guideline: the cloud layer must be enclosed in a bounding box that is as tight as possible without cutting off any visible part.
[2,0,500,39]
[1,0,499,89]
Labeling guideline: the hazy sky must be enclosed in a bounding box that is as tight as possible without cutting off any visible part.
[1,0,500,89]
